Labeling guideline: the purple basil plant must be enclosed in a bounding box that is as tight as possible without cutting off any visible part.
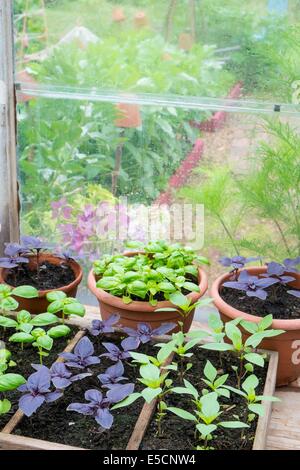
[101,337,138,362]
[223,270,279,300]
[59,337,100,369]
[32,363,92,389]
[67,384,134,430]
[263,262,296,284]
[219,255,260,271]
[97,361,128,389]
[122,322,175,349]
[90,314,120,336]
[0,243,29,269]
[283,257,300,273]
[18,367,63,417]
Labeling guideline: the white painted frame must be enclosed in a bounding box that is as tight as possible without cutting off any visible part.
[0,0,19,252]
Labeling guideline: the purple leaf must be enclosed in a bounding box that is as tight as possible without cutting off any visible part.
[288,290,300,298]
[85,389,103,404]
[44,391,63,403]
[95,408,114,429]
[90,314,120,336]
[67,403,94,415]
[106,383,135,403]
[59,337,100,369]
[19,394,45,417]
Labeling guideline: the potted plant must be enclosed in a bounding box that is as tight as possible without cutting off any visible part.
[0,236,83,315]
[88,240,209,333]
[211,256,300,386]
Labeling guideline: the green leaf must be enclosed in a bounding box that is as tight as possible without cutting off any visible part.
[244,353,265,367]
[183,379,199,399]
[36,335,53,351]
[240,320,258,334]
[172,387,196,396]
[0,297,19,311]
[140,364,160,382]
[0,373,26,392]
[63,303,86,317]
[169,291,189,309]
[204,360,217,382]
[201,343,233,352]
[196,423,217,437]
[225,322,242,348]
[183,282,200,293]
[141,387,162,403]
[130,352,151,364]
[157,281,176,293]
[258,314,273,331]
[0,316,17,328]
[0,399,11,414]
[12,286,38,299]
[46,291,67,302]
[168,407,196,421]
[48,325,71,338]
[214,374,229,388]
[157,341,175,364]
[248,404,265,416]
[111,393,141,410]
[242,374,259,393]
[9,332,34,343]
[17,310,31,324]
[18,323,33,334]
[47,300,64,314]
[219,421,249,429]
[30,313,59,326]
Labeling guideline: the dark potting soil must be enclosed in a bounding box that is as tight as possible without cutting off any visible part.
[6,261,75,290]
[14,334,157,450]
[142,347,268,451]
[221,283,300,319]
[0,324,79,430]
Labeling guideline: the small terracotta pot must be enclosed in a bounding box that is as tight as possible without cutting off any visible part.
[115,103,142,128]
[134,11,148,28]
[88,253,208,333]
[0,254,83,315]
[211,267,300,386]
[112,7,125,23]
[178,33,193,51]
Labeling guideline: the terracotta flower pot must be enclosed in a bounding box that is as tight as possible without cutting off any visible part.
[87,253,208,333]
[134,11,148,28]
[178,33,193,51]
[115,103,142,128]
[0,253,83,315]
[211,267,300,386]
[112,7,125,23]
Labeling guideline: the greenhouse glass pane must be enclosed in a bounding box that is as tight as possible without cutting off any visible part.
[14,0,300,104]
[16,92,300,303]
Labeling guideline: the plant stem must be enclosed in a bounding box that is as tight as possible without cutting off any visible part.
[165,0,177,42]
[274,220,291,256]
[218,215,240,256]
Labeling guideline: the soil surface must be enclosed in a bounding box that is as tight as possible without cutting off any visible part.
[142,347,267,450]
[14,334,156,449]
[13,333,268,450]
[221,283,300,319]
[0,324,79,429]
[6,261,75,290]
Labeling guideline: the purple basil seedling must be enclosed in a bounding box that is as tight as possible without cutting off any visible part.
[67,384,134,430]
[97,361,128,389]
[90,314,120,336]
[122,322,175,348]
[223,270,278,300]
[32,363,92,389]
[263,262,295,284]
[18,367,63,417]
[59,336,100,369]
[101,337,138,361]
